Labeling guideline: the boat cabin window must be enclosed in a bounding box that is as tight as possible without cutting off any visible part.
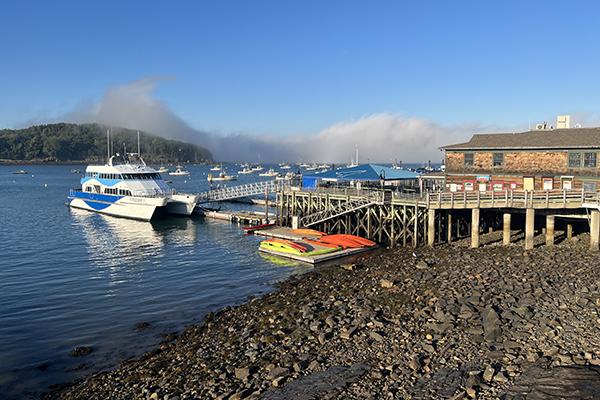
[85,186,93,192]
[119,189,132,196]
[104,187,118,195]
[121,173,160,180]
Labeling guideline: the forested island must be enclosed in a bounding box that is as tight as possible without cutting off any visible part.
[0,123,213,165]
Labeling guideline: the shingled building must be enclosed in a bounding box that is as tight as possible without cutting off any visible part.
[439,122,600,193]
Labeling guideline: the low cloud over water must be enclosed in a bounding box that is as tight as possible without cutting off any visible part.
[50,75,529,164]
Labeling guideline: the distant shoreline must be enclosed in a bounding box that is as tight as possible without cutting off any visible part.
[0,159,213,166]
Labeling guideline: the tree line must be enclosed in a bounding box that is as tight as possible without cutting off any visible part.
[0,123,214,164]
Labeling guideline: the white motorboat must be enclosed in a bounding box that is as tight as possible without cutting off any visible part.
[169,168,189,176]
[67,155,198,221]
[208,171,238,181]
[259,168,280,177]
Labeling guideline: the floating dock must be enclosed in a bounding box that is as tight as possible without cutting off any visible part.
[195,207,275,225]
[252,227,378,264]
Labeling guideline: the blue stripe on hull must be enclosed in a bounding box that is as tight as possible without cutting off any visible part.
[68,190,123,211]
[68,190,157,221]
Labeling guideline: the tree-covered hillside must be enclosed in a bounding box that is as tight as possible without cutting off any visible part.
[0,123,213,164]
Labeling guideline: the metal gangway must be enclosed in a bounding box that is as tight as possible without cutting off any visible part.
[300,191,385,227]
[197,180,280,203]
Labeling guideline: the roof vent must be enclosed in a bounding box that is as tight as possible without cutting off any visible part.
[557,115,570,129]
[536,123,545,130]
[575,123,581,128]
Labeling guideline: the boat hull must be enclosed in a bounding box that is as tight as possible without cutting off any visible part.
[67,190,167,221]
[167,193,200,215]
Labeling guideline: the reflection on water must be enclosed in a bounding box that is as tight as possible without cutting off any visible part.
[70,209,198,288]
[260,253,314,277]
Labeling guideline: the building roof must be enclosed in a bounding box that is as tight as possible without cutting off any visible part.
[440,127,600,151]
[302,163,420,181]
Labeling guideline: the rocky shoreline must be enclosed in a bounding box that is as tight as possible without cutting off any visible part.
[38,232,600,399]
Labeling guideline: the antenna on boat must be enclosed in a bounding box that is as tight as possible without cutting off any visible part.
[107,129,112,166]
[137,131,146,166]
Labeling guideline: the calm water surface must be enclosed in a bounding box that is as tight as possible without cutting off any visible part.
[0,164,315,399]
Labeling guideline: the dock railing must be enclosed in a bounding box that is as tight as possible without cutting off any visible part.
[426,189,600,210]
[198,180,281,203]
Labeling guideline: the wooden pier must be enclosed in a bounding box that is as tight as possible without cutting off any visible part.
[275,187,600,251]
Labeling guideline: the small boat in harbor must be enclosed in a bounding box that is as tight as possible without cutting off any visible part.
[12,170,27,174]
[71,169,81,174]
[238,167,254,174]
[208,171,237,181]
[259,168,280,177]
[158,166,170,173]
[210,164,222,171]
[169,168,189,176]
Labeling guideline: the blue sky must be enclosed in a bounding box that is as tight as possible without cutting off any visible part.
[2,1,600,163]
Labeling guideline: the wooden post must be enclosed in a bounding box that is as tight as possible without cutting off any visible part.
[428,209,436,247]
[446,211,452,243]
[403,205,407,247]
[471,208,480,248]
[413,204,418,248]
[567,223,573,239]
[265,187,268,223]
[591,210,600,251]
[525,208,535,250]
[545,215,555,246]
[503,213,511,245]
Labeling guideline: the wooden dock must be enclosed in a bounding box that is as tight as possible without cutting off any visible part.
[196,207,276,225]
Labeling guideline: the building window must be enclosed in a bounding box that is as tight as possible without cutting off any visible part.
[493,153,504,167]
[584,152,597,168]
[568,152,581,168]
[464,153,474,167]
[583,181,597,193]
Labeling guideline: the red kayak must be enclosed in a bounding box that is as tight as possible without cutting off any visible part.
[318,234,375,248]
[243,223,276,232]
[263,238,307,253]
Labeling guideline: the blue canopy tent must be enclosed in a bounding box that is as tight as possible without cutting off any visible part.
[302,164,420,182]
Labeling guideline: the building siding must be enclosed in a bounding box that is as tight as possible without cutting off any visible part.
[446,150,600,176]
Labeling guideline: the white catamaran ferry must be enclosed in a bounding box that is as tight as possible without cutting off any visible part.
[67,136,199,221]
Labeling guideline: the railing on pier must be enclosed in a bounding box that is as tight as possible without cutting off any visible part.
[426,189,600,210]
[197,180,280,203]
[300,195,382,227]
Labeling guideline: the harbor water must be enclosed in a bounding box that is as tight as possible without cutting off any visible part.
[0,164,314,399]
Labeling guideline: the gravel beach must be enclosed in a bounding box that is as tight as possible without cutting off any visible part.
[38,231,600,400]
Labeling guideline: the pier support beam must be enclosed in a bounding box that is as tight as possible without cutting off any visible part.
[525,209,535,250]
[591,210,600,251]
[503,213,511,245]
[545,215,555,246]
[428,209,436,247]
[567,223,573,239]
[471,208,480,248]
[447,211,453,243]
